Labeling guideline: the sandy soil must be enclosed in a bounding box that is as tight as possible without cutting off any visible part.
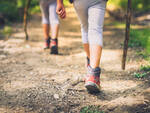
[0,6,150,113]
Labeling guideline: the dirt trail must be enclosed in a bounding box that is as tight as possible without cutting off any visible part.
[0,6,150,113]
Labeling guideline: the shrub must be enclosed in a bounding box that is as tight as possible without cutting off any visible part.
[129,28,150,55]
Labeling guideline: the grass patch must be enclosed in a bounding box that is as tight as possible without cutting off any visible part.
[105,21,141,29]
[140,65,150,72]
[105,21,126,28]
[136,51,150,60]
[80,105,104,113]
[129,28,150,56]
[134,72,147,78]
[133,65,150,78]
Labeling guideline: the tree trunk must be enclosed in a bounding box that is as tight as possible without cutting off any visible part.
[122,0,132,70]
[0,13,5,26]
[23,0,32,41]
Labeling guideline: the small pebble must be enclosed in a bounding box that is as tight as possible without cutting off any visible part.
[0,55,6,59]
[25,45,31,48]
[54,94,59,99]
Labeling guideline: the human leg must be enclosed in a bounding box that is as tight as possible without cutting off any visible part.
[88,1,106,68]
[43,24,50,39]
[49,2,59,39]
[73,0,89,58]
[49,2,60,54]
[40,1,51,48]
[85,0,106,92]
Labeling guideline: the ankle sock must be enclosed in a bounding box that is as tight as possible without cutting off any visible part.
[88,66,101,76]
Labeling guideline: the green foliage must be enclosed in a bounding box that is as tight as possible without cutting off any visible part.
[136,51,150,60]
[133,65,150,78]
[107,0,120,7]
[140,65,150,72]
[0,0,19,21]
[129,28,150,55]
[133,72,147,78]
[29,0,40,14]
[29,5,41,14]
[17,0,26,8]
[108,0,150,12]
[0,0,40,22]
[80,105,104,113]
[2,26,13,36]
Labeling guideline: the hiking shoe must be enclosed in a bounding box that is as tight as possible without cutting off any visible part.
[50,39,58,54]
[85,66,101,93]
[44,37,51,49]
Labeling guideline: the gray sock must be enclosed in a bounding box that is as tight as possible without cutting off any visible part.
[87,66,101,77]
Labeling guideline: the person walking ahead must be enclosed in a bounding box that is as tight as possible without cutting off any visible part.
[40,0,60,54]
[56,0,107,93]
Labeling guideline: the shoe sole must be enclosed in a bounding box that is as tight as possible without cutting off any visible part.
[50,46,58,54]
[85,81,100,93]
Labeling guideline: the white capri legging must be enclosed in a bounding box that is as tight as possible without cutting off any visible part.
[40,1,59,25]
[73,0,107,47]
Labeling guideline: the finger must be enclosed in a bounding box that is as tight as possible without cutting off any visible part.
[61,12,66,19]
[60,11,65,18]
[57,10,62,15]
[63,11,66,18]
[56,8,63,15]
[60,9,65,17]
[60,12,64,17]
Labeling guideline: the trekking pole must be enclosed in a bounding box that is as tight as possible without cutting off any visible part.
[122,0,132,70]
[23,0,32,41]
